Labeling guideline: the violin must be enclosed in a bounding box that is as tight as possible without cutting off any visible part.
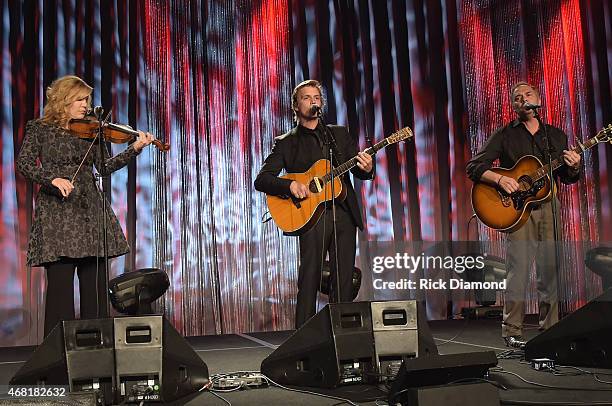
[69,118,170,152]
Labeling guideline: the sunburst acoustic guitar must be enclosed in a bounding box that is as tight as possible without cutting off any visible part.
[266,127,414,236]
[472,124,612,232]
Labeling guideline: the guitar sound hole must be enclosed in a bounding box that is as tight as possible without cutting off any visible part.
[309,178,323,193]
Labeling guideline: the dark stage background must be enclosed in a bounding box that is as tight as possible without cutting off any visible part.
[0,0,610,346]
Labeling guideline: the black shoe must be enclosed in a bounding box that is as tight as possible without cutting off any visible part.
[503,335,526,349]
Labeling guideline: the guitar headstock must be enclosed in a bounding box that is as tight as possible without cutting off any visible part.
[387,126,414,144]
[596,124,612,145]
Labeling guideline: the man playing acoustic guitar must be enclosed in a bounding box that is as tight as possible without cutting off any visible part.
[466,82,581,348]
[254,80,374,329]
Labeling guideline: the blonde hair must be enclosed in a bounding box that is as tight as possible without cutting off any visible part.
[42,75,92,126]
[291,79,325,123]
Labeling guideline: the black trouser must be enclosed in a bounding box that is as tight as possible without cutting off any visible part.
[44,257,108,336]
[296,206,357,329]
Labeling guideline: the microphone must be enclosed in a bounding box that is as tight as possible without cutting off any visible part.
[310,104,322,116]
[523,102,541,110]
[93,105,104,119]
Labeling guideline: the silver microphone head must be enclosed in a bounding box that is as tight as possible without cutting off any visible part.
[310,105,321,116]
[523,102,541,110]
[91,105,104,119]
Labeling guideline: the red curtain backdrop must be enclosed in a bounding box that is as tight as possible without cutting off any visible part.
[0,0,610,346]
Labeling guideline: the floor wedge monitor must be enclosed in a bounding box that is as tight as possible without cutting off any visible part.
[261,300,436,388]
[370,300,437,381]
[10,323,69,387]
[63,319,115,402]
[388,352,499,405]
[11,316,209,405]
[114,315,209,404]
[525,288,612,368]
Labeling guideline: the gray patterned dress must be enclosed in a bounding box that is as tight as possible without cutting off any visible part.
[17,119,141,267]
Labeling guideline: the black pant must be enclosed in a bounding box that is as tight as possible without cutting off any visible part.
[44,257,109,336]
[296,206,356,329]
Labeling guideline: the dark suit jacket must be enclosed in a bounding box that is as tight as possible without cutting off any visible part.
[254,124,374,230]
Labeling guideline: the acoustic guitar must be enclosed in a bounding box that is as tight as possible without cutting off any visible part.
[472,124,612,232]
[266,127,414,235]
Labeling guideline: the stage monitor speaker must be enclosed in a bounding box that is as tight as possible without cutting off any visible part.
[525,288,612,368]
[11,316,209,405]
[11,319,114,404]
[390,382,500,406]
[388,351,499,405]
[114,315,209,404]
[63,319,115,403]
[10,323,69,386]
[260,300,435,388]
[370,300,437,380]
[261,302,375,388]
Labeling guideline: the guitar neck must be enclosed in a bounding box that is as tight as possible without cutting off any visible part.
[321,137,389,183]
[532,134,599,181]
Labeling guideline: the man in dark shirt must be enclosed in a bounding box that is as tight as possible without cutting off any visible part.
[466,82,581,347]
[254,80,374,328]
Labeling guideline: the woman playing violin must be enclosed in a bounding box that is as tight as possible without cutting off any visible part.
[17,75,155,336]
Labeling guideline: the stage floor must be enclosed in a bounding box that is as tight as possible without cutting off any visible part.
[1,316,611,405]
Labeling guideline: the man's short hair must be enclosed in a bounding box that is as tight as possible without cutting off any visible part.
[510,81,540,100]
[291,79,325,122]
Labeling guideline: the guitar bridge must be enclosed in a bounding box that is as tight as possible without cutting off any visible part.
[499,192,512,208]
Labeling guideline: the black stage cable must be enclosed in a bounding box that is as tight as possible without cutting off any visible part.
[515,362,612,385]
[491,366,612,406]
[436,213,479,346]
[210,387,244,393]
[555,365,612,385]
[208,370,359,405]
[433,310,471,346]
[497,349,525,360]
[260,373,359,406]
[207,390,232,405]
[448,377,508,390]
[490,367,612,392]
[556,365,612,376]
[594,375,612,385]
[198,376,234,406]
[467,212,478,234]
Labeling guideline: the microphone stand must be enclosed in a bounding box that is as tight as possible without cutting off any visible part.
[318,113,342,304]
[533,108,561,313]
[95,108,113,319]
